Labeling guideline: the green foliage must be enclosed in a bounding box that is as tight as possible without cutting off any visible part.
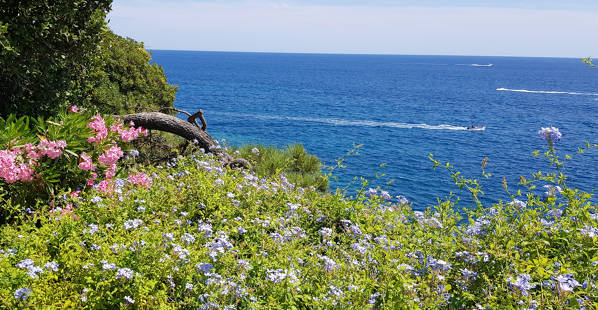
[0,0,112,118]
[1,137,598,308]
[234,144,329,191]
[86,30,178,115]
[0,110,142,219]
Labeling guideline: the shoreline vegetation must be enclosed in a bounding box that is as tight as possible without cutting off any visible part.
[1,1,598,309]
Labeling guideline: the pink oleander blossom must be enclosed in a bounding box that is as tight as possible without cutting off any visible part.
[87,114,108,143]
[38,140,67,159]
[111,121,147,142]
[97,180,113,193]
[98,145,123,166]
[0,149,36,183]
[78,152,96,171]
[128,172,152,189]
[68,105,79,113]
[105,164,117,179]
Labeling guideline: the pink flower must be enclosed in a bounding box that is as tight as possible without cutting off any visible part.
[0,149,36,183]
[87,114,108,143]
[78,152,96,171]
[38,140,67,159]
[98,145,123,166]
[105,164,117,179]
[110,121,147,142]
[97,180,113,193]
[86,179,96,186]
[68,105,79,113]
[128,172,152,189]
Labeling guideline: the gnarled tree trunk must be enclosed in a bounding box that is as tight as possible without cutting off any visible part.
[119,111,249,169]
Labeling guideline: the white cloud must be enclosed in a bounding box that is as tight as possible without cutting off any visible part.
[108,0,598,57]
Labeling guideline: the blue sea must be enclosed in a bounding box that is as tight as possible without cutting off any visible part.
[151,51,598,210]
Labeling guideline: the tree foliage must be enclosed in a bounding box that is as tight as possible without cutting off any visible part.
[87,30,178,115]
[0,0,112,118]
[0,1,177,118]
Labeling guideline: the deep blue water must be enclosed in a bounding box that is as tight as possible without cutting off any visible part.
[151,50,598,210]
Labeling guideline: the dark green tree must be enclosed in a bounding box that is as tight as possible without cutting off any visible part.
[0,0,113,118]
[87,30,178,115]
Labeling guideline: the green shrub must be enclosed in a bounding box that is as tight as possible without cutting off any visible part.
[0,127,596,308]
[234,143,329,191]
[0,108,146,220]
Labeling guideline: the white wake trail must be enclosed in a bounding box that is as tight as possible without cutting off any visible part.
[497,88,598,96]
[212,112,470,131]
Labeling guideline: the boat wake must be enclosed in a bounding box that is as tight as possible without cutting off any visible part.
[497,88,598,96]
[211,112,469,131]
[456,64,493,67]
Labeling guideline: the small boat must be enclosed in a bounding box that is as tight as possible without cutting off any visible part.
[466,125,486,131]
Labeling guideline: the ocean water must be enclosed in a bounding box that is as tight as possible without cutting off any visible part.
[151,51,598,210]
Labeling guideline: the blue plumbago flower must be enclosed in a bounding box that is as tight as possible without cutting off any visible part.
[123,219,143,230]
[555,274,581,293]
[205,233,233,260]
[16,258,34,269]
[351,242,368,255]
[214,179,225,186]
[171,243,190,261]
[369,292,382,304]
[14,287,32,301]
[317,255,340,272]
[466,217,491,235]
[319,227,333,238]
[16,259,44,278]
[538,127,562,143]
[102,262,116,270]
[510,199,527,208]
[129,149,139,157]
[44,261,59,272]
[543,185,563,197]
[508,274,535,296]
[365,188,378,197]
[579,225,598,238]
[380,190,392,200]
[397,263,414,272]
[237,226,247,234]
[396,195,409,205]
[265,268,298,284]
[181,233,196,245]
[185,283,194,291]
[90,196,102,203]
[197,262,215,274]
[124,296,135,304]
[84,224,99,234]
[116,268,134,280]
[546,209,563,218]
[461,268,478,281]
[251,147,259,154]
[427,257,451,273]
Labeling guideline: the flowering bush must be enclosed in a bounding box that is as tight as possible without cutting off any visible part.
[0,108,147,219]
[0,127,597,308]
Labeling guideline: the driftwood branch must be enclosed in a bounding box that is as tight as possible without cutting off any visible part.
[163,107,206,130]
[188,109,207,131]
[120,111,249,169]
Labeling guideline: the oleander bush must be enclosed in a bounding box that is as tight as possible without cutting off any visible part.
[0,122,597,309]
[0,107,147,220]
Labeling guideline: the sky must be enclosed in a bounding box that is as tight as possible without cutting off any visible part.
[107,0,598,57]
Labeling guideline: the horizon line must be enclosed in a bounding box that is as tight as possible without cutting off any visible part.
[145,48,587,60]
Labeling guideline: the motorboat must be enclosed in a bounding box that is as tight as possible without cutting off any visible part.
[466,125,486,131]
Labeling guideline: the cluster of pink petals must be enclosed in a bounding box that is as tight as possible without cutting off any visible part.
[98,145,124,166]
[97,180,114,193]
[128,172,152,189]
[87,114,108,143]
[0,139,66,184]
[78,152,96,171]
[38,139,67,159]
[0,150,35,183]
[110,121,148,142]
[68,105,79,113]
